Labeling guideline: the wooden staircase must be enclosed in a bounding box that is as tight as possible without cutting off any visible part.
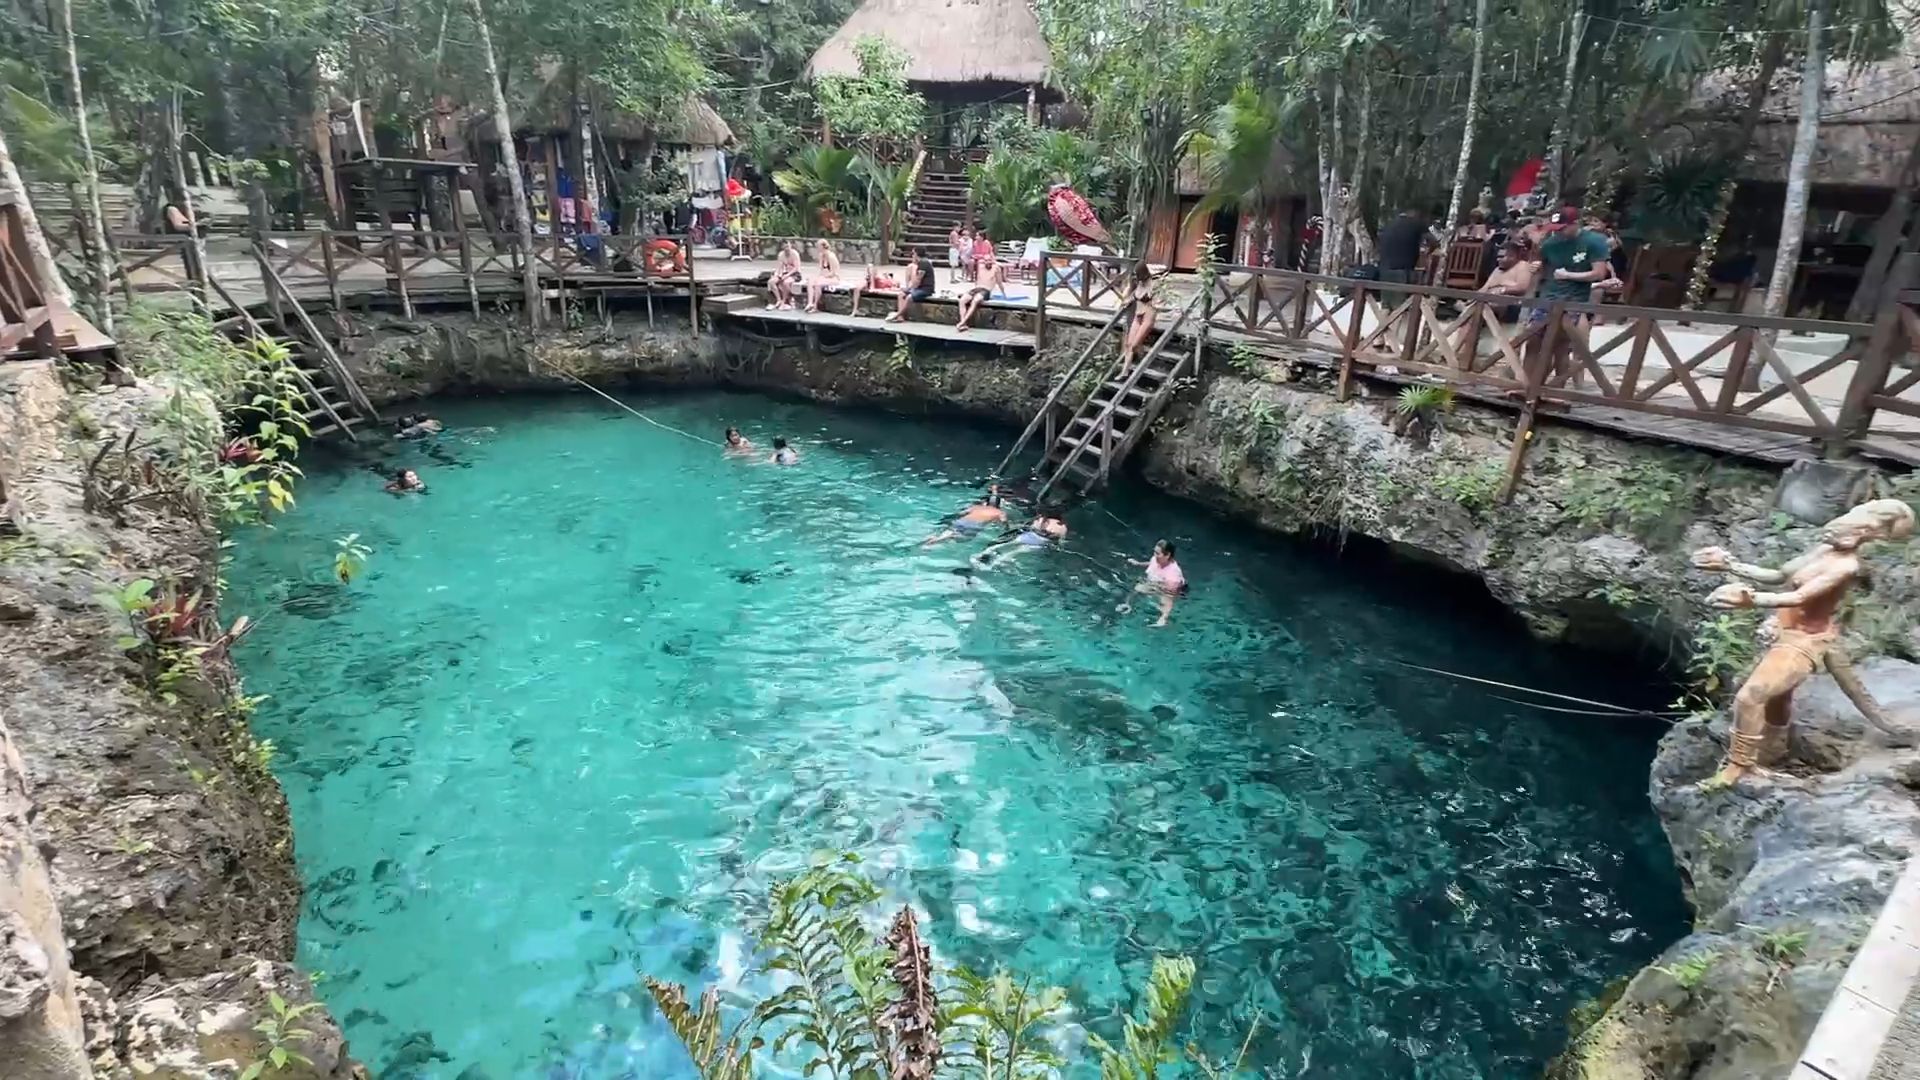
[204,258,379,441]
[997,290,1205,501]
[901,164,969,255]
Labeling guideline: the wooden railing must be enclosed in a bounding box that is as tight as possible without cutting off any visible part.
[1034,251,1918,466]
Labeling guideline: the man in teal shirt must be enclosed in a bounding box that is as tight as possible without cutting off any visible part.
[1533,205,1612,385]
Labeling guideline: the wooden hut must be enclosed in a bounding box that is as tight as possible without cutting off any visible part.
[805,0,1054,117]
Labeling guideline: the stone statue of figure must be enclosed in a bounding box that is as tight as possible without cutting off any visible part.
[1691,498,1916,785]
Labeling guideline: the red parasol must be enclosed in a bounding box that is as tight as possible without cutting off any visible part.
[1046,184,1111,249]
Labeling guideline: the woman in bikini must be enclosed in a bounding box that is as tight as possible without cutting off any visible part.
[805,239,841,313]
[1118,263,1158,377]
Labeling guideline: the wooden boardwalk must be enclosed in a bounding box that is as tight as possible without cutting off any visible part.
[715,304,1037,349]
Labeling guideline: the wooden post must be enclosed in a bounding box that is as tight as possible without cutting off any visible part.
[1099,412,1112,484]
[1837,251,1915,451]
[551,227,564,322]
[1336,283,1367,400]
[1036,264,1048,348]
[1499,303,1562,503]
[459,232,481,317]
[319,232,345,315]
[1026,85,1039,124]
[687,233,699,337]
[386,234,415,319]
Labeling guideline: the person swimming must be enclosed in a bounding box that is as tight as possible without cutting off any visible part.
[1119,538,1187,627]
[923,485,1008,546]
[769,437,799,466]
[973,507,1067,567]
[395,413,444,440]
[723,426,756,454]
[385,468,425,494]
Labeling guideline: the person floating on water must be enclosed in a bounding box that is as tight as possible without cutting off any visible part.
[723,426,756,454]
[973,506,1068,567]
[923,485,1008,546]
[769,437,799,466]
[385,468,426,495]
[1119,539,1187,627]
[395,413,444,440]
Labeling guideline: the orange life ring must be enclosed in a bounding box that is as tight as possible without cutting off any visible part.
[645,239,686,275]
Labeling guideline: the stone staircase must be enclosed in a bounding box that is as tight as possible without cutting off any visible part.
[901,165,969,256]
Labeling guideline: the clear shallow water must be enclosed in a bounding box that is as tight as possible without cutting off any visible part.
[227,392,1685,1079]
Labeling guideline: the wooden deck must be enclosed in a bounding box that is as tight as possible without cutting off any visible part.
[716,304,1038,349]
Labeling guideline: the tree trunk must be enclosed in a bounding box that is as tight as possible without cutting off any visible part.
[1762,0,1823,319]
[1313,89,1331,274]
[466,0,541,326]
[1352,65,1373,240]
[1845,127,1920,321]
[161,94,209,300]
[0,120,77,310]
[1684,35,1787,309]
[56,0,112,332]
[1328,73,1347,273]
[1443,0,1489,245]
[1546,1,1586,206]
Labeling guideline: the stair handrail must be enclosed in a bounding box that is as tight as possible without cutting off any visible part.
[994,299,1135,478]
[1036,288,1203,502]
[202,267,357,442]
[252,244,381,421]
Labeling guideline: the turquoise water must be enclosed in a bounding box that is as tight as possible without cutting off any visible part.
[226,391,1685,1079]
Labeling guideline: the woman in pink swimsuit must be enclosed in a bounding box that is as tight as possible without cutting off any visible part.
[1122,539,1186,626]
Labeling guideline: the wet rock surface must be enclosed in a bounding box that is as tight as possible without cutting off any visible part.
[0,360,355,1076]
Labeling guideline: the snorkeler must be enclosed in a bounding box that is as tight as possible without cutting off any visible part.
[1119,539,1187,627]
[973,507,1068,567]
[923,485,1008,547]
[723,426,756,454]
[385,468,426,495]
[395,413,444,440]
[770,437,800,466]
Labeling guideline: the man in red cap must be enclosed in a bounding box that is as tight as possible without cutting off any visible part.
[1533,205,1612,385]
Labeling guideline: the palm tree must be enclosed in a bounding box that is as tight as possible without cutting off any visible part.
[773,144,860,231]
[465,0,541,326]
[856,153,915,259]
[1184,85,1292,267]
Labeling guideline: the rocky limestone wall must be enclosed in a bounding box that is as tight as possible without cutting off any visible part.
[0,358,360,1079]
[334,309,1920,1078]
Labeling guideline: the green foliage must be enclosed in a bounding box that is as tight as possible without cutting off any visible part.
[1654,951,1716,991]
[1183,83,1293,236]
[1228,342,1263,377]
[1430,459,1505,517]
[240,991,320,1080]
[1394,385,1454,420]
[645,979,761,1080]
[882,336,914,379]
[968,153,1049,242]
[1085,956,1196,1080]
[752,199,807,239]
[755,855,892,1075]
[944,968,1070,1079]
[1680,610,1761,707]
[1558,459,1696,540]
[1632,153,1734,244]
[855,153,916,248]
[774,144,862,223]
[332,534,370,584]
[812,36,924,146]
[1754,926,1809,965]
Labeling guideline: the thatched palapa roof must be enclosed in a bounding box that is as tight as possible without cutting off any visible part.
[805,0,1052,98]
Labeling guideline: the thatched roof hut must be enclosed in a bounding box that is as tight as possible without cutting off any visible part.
[804,0,1053,101]
[1681,42,1920,188]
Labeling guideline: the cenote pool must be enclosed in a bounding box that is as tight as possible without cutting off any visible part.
[225,391,1687,1079]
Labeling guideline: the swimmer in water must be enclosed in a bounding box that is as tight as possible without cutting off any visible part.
[723,426,756,454]
[973,507,1067,567]
[384,468,425,494]
[394,413,444,440]
[769,437,799,466]
[923,485,1008,547]
[1119,539,1186,627]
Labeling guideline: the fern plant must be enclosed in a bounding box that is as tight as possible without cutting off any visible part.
[1086,956,1196,1080]
[941,968,1069,1079]
[645,979,761,1080]
[755,855,894,1078]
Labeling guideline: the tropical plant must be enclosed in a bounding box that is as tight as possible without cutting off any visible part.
[774,144,861,227]
[1184,84,1293,264]
[1085,956,1196,1080]
[1632,153,1734,244]
[812,35,924,147]
[968,153,1047,242]
[1391,384,1453,446]
[942,968,1070,1079]
[240,991,321,1080]
[856,153,915,256]
[333,534,370,584]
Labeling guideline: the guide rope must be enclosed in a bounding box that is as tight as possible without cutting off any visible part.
[539,361,723,447]
[1388,659,1681,719]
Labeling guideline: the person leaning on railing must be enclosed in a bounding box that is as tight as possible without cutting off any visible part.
[1533,206,1613,385]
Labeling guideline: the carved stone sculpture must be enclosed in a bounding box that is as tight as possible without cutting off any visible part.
[1691,498,1916,784]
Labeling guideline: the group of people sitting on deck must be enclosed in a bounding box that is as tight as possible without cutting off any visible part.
[765,238,1013,333]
